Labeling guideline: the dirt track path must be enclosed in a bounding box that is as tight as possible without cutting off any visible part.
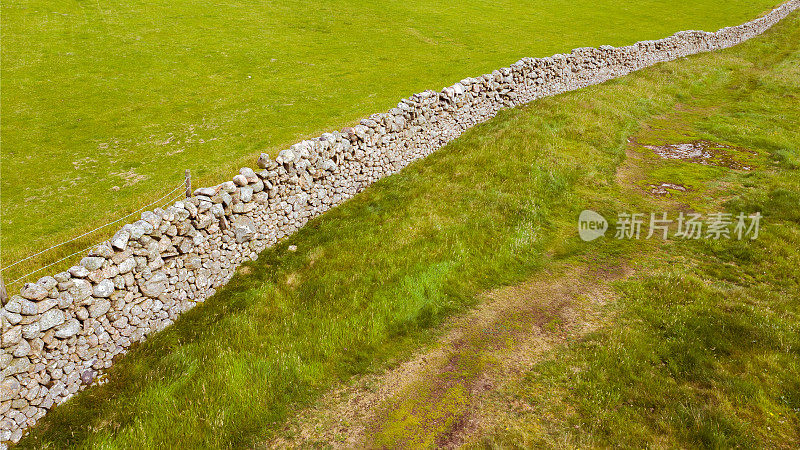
[263,264,630,448]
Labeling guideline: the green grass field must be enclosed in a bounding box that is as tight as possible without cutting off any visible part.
[18,10,799,448]
[0,0,782,287]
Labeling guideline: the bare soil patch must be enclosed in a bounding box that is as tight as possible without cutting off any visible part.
[262,264,631,449]
[648,182,690,196]
[643,140,752,170]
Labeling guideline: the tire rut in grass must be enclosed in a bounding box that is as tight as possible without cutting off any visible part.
[263,264,631,448]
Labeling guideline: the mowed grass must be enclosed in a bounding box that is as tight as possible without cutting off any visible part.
[18,10,800,449]
[0,0,782,287]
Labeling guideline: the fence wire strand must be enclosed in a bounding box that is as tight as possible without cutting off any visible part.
[1,183,187,281]
[8,243,100,285]
[161,192,187,210]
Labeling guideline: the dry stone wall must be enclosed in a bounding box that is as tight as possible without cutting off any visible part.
[1,1,798,444]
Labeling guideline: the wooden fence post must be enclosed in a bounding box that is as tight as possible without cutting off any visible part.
[185,170,192,198]
[0,274,8,305]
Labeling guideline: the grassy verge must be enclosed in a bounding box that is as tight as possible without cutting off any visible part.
[474,148,800,445]
[0,0,783,288]
[18,10,800,449]
[469,15,800,449]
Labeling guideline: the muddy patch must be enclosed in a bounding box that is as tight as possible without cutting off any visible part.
[263,264,630,449]
[643,140,752,170]
[648,183,689,197]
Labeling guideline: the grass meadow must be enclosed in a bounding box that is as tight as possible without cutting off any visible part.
[0,0,782,287]
[18,10,800,448]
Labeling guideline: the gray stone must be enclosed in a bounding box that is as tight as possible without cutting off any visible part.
[212,191,232,207]
[69,265,90,278]
[256,169,272,180]
[5,356,31,375]
[93,279,115,298]
[194,186,218,197]
[239,186,253,203]
[12,339,31,358]
[118,257,136,274]
[80,369,96,385]
[90,243,114,258]
[54,271,71,283]
[39,309,65,331]
[231,202,255,214]
[21,323,39,340]
[232,217,256,243]
[80,257,105,271]
[253,192,269,205]
[233,174,248,186]
[142,210,161,227]
[257,153,272,169]
[172,206,191,222]
[89,299,111,318]
[110,227,131,251]
[1,378,21,402]
[258,153,278,170]
[185,255,202,270]
[210,204,225,218]
[76,307,89,321]
[2,310,22,325]
[184,200,198,218]
[57,279,75,291]
[36,276,58,291]
[4,296,22,313]
[220,181,237,194]
[36,298,57,314]
[148,256,165,270]
[55,319,81,339]
[240,168,258,184]
[69,279,94,302]
[139,272,168,298]
[18,299,37,316]
[130,220,153,239]
[0,352,11,370]
[321,159,337,172]
[196,214,213,229]
[57,292,74,309]
[1,325,22,348]
[276,149,296,165]
[20,283,48,301]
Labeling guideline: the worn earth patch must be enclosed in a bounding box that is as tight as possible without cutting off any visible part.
[643,140,753,170]
[648,182,690,197]
[263,264,631,448]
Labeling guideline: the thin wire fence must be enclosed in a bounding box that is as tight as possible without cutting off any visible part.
[1,179,190,289]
